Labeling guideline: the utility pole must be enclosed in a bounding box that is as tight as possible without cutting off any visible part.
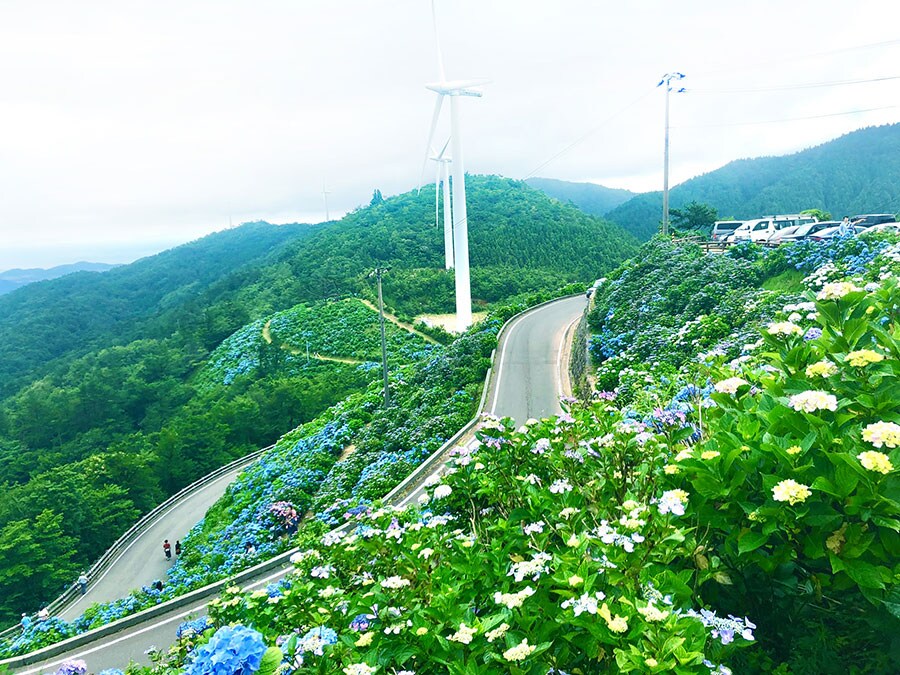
[658,72,685,237]
[370,268,391,407]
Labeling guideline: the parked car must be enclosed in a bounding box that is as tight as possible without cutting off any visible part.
[743,217,797,243]
[865,222,900,235]
[726,221,753,242]
[851,214,897,227]
[809,225,865,242]
[711,220,743,241]
[770,221,839,245]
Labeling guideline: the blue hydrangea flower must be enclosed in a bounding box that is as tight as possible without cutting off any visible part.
[185,625,267,675]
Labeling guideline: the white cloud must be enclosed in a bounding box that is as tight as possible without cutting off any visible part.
[1,0,898,270]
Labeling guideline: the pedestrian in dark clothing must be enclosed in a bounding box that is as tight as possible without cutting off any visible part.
[175,540,182,556]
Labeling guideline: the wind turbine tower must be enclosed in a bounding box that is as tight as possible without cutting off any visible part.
[430,145,454,270]
[322,182,331,222]
[422,0,486,332]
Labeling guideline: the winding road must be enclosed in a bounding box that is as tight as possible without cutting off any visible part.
[10,295,586,674]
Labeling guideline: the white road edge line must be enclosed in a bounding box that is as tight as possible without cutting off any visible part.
[19,569,290,675]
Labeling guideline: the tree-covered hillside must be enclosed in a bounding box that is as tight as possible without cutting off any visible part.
[0,262,119,296]
[239,175,639,316]
[0,222,317,397]
[606,123,900,240]
[525,177,636,217]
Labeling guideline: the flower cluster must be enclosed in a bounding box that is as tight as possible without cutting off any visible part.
[862,421,900,448]
[184,625,267,675]
[857,451,893,474]
[684,608,756,645]
[788,390,838,413]
[772,479,812,505]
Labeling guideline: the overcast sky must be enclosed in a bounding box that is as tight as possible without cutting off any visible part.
[1,0,898,271]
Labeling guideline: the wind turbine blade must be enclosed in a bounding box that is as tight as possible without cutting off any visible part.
[431,0,446,81]
[437,137,451,160]
[418,94,444,192]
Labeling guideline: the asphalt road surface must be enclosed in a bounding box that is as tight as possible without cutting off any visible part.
[17,295,587,674]
[60,462,257,621]
[488,294,586,423]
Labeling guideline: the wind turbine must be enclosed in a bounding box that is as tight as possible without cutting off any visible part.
[322,182,331,222]
[421,0,487,332]
[429,140,454,270]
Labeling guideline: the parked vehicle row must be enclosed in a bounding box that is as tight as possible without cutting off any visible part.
[712,213,897,245]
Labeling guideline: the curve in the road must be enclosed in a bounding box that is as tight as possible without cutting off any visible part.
[8,295,586,675]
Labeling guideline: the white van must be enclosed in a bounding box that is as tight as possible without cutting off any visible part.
[727,221,753,242]
[742,215,818,243]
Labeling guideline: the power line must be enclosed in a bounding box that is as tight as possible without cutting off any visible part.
[692,38,900,77]
[523,88,655,179]
[685,74,900,94]
[672,105,900,129]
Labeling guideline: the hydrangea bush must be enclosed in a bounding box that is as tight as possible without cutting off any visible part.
[160,406,754,674]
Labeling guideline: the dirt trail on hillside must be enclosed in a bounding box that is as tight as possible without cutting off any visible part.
[358,299,440,344]
[261,319,365,364]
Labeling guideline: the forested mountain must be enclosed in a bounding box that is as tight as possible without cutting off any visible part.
[241,175,639,316]
[0,222,317,397]
[606,123,900,240]
[0,176,636,620]
[0,262,118,296]
[525,177,635,216]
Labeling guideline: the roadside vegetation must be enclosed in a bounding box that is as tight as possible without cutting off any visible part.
[77,231,897,675]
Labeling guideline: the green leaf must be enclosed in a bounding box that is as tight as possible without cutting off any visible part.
[256,647,284,675]
[737,529,769,554]
[841,558,886,589]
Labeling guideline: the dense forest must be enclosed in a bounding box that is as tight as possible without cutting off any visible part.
[0,176,636,621]
[603,123,900,240]
[525,177,635,218]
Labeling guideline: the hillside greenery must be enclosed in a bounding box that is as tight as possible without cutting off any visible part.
[62,235,898,675]
[0,177,635,624]
[525,177,636,217]
[606,123,900,240]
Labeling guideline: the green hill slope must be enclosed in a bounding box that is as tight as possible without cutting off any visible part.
[241,175,639,316]
[0,222,317,397]
[525,177,636,216]
[606,123,900,239]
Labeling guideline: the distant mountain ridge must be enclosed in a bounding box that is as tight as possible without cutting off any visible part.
[0,262,119,296]
[525,177,635,216]
[605,123,900,240]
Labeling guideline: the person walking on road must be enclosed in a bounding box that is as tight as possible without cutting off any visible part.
[163,539,172,560]
[77,572,88,595]
[175,540,182,556]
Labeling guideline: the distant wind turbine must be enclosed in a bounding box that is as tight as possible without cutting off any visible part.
[322,182,331,222]
[421,0,487,332]
[430,139,454,269]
